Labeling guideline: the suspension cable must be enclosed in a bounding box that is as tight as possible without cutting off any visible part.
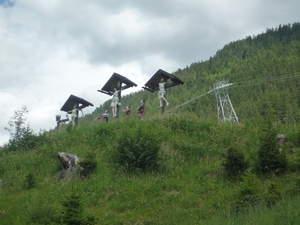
[163,72,300,114]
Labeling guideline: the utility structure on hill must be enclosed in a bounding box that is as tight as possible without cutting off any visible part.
[210,80,239,123]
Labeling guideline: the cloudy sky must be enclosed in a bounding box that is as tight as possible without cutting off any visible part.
[0,0,299,146]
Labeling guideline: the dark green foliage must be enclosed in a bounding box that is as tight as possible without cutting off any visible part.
[222,146,249,177]
[294,178,300,194]
[24,172,36,189]
[294,129,300,147]
[231,173,262,212]
[23,197,59,225]
[264,182,282,207]
[61,192,83,225]
[79,152,98,177]
[257,123,287,173]
[115,122,161,172]
[0,165,5,176]
[287,178,300,197]
[61,192,96,225]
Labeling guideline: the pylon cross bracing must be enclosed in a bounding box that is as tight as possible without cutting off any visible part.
[211,80,239,123]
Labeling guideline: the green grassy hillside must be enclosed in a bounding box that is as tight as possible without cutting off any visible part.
[1,117,300,224]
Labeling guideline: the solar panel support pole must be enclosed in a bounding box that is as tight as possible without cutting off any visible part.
[210,81,239,123]
[56,115,61,130]
[75,108,79,126]
[75,103,79,127]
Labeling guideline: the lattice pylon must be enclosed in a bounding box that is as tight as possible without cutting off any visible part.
[211,81,239,123]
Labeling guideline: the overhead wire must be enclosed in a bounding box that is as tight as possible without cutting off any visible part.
[162,72,300,114]
[230,73,300,89]
[164,91,211,114]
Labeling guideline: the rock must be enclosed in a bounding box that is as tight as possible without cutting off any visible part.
[0,210,7,215]
[56,152,83,181]
[276,134,296,154]
[57,152,80,169]
[276,134,287,145]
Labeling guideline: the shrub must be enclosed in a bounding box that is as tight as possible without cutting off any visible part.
[222,146,249,177]
[286,178,300,197]
[23,196,59,225]
[231,173,262,212]
[25,172,36,189]
[264,182,282,207]
[61,192,96,225]
[257,124,287,173]
[4,106,38,151]
[115,123,161,172]
[79,152,98,178]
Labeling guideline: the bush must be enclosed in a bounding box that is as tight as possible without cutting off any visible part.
[4,106,38,151]
[79,152,98,178]
[23,196,59,225]
[61,192,96,225]
[25,172,36,189]
[222,146,249,177]
[231,173,262,212]
[115,122,162,172]
[257,125,287,173]
[264,182,282,207]
[286,178,300,197]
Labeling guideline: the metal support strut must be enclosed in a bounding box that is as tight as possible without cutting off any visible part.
[211,80,239,123]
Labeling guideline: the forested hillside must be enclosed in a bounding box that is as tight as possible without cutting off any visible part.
[88,22,300,125]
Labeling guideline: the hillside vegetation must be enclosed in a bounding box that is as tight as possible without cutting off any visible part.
[89,22,300,126]
[1,23,300,225]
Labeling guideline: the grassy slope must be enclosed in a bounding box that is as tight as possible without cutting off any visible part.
[1,116,300,224]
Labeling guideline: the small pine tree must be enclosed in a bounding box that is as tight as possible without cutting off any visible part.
[257,124,287,173]
[61,192,96,225]
[231,173,262,212]
[222,146,249,177]
[61,192,84,225]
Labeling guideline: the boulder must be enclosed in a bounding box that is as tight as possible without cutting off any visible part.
[57,152,80,169]
[57,152,82,181]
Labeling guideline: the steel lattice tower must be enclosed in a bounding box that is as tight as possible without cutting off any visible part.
[210,80,239,123]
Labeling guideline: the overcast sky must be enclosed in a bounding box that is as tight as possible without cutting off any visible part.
[0,0,299,146]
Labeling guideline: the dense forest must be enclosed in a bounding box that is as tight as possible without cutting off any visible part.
[1,23,300,225]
